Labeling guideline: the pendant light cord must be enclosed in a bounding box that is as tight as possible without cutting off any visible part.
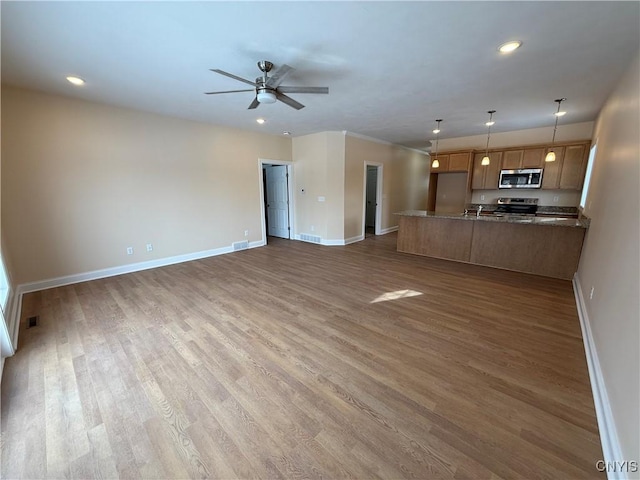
[550,98,565,146]
[484,110,495,157]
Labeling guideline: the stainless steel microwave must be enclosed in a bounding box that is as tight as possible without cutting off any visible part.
[499,168,543,189]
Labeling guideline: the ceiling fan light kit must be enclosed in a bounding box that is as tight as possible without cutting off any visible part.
[206,60,329,110]
[256,89,276,104]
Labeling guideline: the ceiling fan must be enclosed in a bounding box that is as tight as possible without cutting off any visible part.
[205,60,329,110]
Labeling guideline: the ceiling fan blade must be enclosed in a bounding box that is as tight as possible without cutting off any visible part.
[266,64,293,88]
[210,69,256,87]
[204,89,254,95]
[248,97,260,109]
[278,86,329,94]
[276,91,305,110]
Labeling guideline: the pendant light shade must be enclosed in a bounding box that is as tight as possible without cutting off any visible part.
[431,119,442,169]
[481,110,496,166]
[546,98,566,162]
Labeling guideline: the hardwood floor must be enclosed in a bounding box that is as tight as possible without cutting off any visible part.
[1,233,604,479]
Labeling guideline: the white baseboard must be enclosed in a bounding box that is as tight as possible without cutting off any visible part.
[573,275,626,480]
[379,225,399,235]
[344,235,364,245]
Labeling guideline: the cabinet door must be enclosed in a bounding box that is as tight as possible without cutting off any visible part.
[472,152,502,189]
[541,146,564,189]
[485,152,503,189]
[502,150,524,170]
[448,152,470,172]
[430,154,449,172]
[522,148,545,168]
[472,153,487,189]
[560,144,588,189]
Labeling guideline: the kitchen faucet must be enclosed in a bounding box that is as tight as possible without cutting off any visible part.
[477,205,483,218]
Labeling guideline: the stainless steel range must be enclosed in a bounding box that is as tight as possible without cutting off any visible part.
[493,197,538,216]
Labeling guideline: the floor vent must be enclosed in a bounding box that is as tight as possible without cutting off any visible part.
[233,240,249,251]
[27,316,39,329]
[300,234,322,244]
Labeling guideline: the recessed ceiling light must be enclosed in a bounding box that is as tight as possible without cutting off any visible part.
[555,111,567,117]
[256,118,265,124]
[283,131,291,136]
[498,41,522,54]
[485,120,495,126]
[66,76,85,86]
[432,128,440,134]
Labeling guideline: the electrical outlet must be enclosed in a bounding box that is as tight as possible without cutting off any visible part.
[480,195,485,201]
[146,243,153,252]
[589,286,595,300]
[126,247,134,255]
[244,230,249,237]
[553,195,559,202]
[310,225,315,232]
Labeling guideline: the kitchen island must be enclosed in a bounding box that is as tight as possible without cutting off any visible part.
[396,211,588,280]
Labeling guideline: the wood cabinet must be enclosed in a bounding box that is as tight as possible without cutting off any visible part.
[430,154,449,172]
[560,144,589,189]
[541,146,565,189]
[430,151,471,173]
[523,148,546,168]
[541,143,589,190]
[448,152,472,172]
[502,150,524,170]
[472,152,503,190]
[501,148,545,170]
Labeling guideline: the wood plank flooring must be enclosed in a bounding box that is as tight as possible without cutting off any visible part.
[1,233,604,479]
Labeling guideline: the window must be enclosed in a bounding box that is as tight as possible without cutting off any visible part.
[580,143,597,210]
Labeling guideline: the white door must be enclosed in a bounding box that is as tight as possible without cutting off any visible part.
[265,165,290,239]
[365,166,378,228]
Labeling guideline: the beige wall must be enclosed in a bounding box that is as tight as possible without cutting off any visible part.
[437,122,594,207]
[344,134,429,239]
[1,87,292,285]
[291,131,345,241]
[576,52,639,464]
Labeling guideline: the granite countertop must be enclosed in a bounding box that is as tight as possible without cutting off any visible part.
[395,210,588,228]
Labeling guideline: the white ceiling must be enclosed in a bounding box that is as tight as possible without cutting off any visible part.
[2,1,638,150]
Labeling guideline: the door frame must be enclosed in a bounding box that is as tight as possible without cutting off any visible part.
[258,158,295,244]
[362,162,383,237]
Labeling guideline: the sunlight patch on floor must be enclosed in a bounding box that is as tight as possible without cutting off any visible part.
[371,289,423,303]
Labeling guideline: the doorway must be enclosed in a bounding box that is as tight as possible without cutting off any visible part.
[363,163,382,238]
[259,159,294,243]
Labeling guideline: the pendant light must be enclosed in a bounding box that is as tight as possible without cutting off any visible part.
[431,119,442,169]
[545,98,566,162]
[481,110,496,166]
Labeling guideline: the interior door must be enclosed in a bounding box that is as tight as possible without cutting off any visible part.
[265,165,290,239]
[365,166,378,228]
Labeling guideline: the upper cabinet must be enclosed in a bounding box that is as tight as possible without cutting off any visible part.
[541,142,589,190]
[448,152,472,172]
[472,152,503,189]
[501,147,545,170]
[429,154,449,172]
[430,151,472,173]
[433,141,590,191]
[560,144,589,189]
